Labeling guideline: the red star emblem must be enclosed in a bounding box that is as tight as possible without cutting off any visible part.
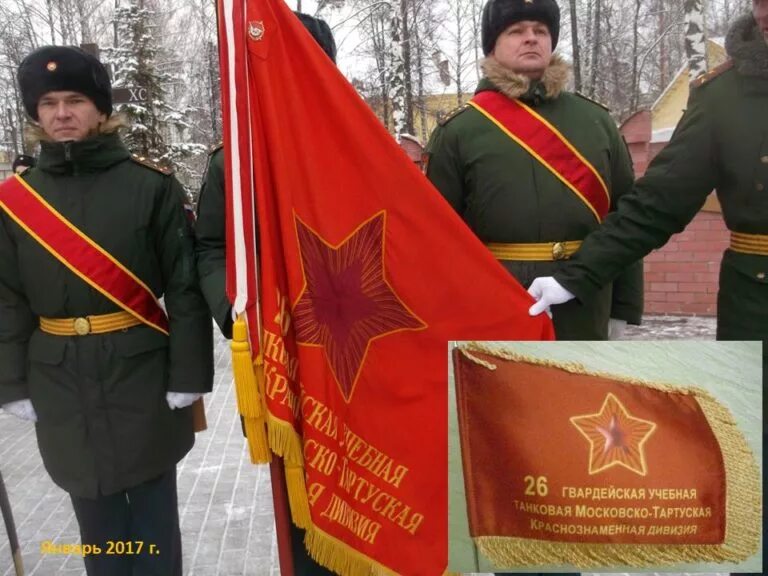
[293,212,425,402]
[571,393,656,476]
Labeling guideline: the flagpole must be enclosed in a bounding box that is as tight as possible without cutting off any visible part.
[0,470,24,576]
[269,458,295,575]
[215,0,299,571]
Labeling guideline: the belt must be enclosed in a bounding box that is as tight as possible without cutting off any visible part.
[40,311,142,336]
[730,232,768,256]
[486,241,583,261]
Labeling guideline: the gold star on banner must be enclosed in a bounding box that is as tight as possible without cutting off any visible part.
[571,393,656,476]
[293,212,426,403]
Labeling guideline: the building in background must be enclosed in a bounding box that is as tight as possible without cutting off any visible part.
[620,38,728,317]
[398,133,424,168]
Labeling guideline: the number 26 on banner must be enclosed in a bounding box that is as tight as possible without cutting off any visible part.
[524,475,549,497]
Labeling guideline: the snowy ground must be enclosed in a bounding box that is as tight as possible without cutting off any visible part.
[0,329,280,576]
[623,314,716,340]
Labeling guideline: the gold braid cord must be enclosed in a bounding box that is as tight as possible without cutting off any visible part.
[459,342,761,569]
[231,317,271,463]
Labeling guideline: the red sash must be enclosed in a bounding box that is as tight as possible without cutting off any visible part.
[470,91,611,222]
[0,175,169,335]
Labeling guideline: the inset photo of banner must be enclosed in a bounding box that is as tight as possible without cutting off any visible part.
[448,341,762,573]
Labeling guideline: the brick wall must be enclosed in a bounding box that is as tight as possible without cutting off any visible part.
[399,136,424,166]
[619,113,728,317]
[643,211,728,315]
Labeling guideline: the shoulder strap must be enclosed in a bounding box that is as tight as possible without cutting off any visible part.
[690,60,734,90]
[439,103,471,126]
[130,153,173,175]
[574,92,610,112]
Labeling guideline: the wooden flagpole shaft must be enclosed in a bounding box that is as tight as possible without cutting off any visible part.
[0,470,24,576]
[269,457,295,575]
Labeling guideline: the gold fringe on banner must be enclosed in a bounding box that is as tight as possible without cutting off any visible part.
[269,414,382,572]
[266,415,311,528]
[305,526,400,576]
[474,536,735,568]
[231,316,271,463]
[267,414,304,463]
[459,342,762,569]
[285,462,312,529]
[267,402,453,575]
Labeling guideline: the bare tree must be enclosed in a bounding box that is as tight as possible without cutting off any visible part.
[629,0,642,111]
[409,0,442,142]
[0,0,749,173]
[588,0,601,96]
[569,0,582,91]
[684,0,708,81]
[388,2,407,135]
[399,0,415,133]
[443,0,478,106]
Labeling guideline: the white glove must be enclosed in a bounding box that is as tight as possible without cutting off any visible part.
[608,318,628,340]
[2,399,38,422]
[166,392,203,410]
[527,277,575,316]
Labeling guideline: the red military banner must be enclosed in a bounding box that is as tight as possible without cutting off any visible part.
[217,0,554,574]
[453,344,761,569]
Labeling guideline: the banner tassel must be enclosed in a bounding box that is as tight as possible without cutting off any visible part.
[285,461,312,529]
[231,316,271,463]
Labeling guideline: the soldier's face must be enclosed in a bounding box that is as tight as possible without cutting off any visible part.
[492,20,553,79]
[754,0,768,41]
[37,91,106,142]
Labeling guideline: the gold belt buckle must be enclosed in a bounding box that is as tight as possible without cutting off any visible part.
[73,317,91,336]
[552,242,566,261]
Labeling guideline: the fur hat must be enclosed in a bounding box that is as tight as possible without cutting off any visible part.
[481,0,561,55]
[18,46,112,121]
[294,12,337,63]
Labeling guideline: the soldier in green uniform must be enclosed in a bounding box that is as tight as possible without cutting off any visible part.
[195,13,338,576]
[528,2,768,345]
[425,0,643,341]
[196,146,232,337]
[527,7,767,571]
[431,1,629,573]
[0,46,213,576]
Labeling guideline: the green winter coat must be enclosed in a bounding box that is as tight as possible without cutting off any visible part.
[555,14,768,343]
[426,55,643,340]
[195,146,233,338]
[0,132,214,498]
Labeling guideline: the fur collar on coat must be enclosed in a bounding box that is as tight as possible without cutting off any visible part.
[480,54,570,100]
[726,14,768,79]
